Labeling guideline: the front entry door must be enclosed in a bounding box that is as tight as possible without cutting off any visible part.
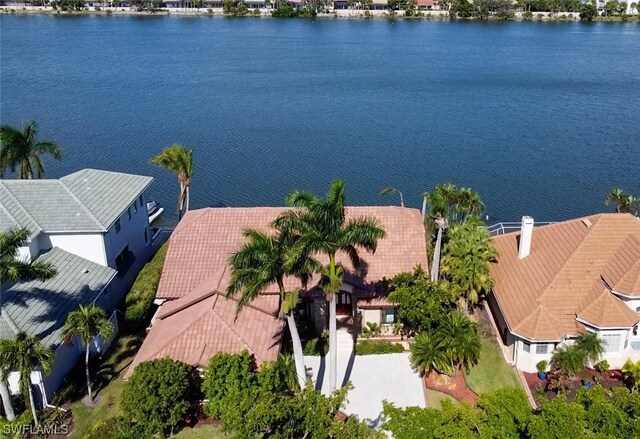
[336,292,352,316]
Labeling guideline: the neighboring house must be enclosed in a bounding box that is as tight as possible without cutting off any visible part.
[488,214,640,373]
[128,206,427,375]
[0,169,156,404]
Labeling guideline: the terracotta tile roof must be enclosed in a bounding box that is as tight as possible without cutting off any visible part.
[577,288,640,328]
[157,206,428,300]
[125,289,283,378]
[490,213,640,341]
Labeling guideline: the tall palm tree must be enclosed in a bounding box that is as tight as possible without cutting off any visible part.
[0,121,62,179]
[0,332,54,426]
[574,331,604,365]
[0,228,56,421]
[226,228,320,390]
[150,144,194,220]
[625,195,639,215]
[622,359,640,392]
[274,180,386,391]
[440,219,497,314]
[379,187,405,208]
[410,332,452,376]
[605,188,629,213]
[61,304,114,401]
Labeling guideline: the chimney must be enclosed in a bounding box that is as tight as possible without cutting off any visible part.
[518,216,534,260]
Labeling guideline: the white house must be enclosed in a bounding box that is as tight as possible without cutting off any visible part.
[0,169,157,405]
[488,213,640,373]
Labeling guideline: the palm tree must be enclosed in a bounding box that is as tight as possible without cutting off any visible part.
[440,311,481,373]
[0,121,62,179]
[0,332,54,426]
[150,144,194,220]
[574,331,604,366]
[622,359,640,392]
[605,188,629,213]
[274,180,386,391]
[440,219,497,313]
[0,228,56,421]
[410,332,452,376]
[61,304,114,401]
[379,187,405,208]
[550,345,585,377]
[226,228,320,390]
[625,195,639,215]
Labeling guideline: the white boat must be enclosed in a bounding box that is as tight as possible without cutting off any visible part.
[147,201,164,224]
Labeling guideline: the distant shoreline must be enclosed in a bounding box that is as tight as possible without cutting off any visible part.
[2,6,639,22]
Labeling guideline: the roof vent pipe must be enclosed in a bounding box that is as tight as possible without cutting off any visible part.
[518,216,534,260]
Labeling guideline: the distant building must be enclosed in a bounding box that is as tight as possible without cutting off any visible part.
[488,214,640,373]
[0,169,158,405]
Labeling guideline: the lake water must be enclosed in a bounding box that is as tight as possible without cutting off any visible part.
[1,16,639,226]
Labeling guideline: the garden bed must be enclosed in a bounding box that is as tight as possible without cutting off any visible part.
[424,372,479,403]
[524,368,625,403]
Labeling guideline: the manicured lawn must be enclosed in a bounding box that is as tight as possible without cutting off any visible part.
[464,337,520,395]
[69,335,142,437]
[425,389,458,409]
[174,424,228,438]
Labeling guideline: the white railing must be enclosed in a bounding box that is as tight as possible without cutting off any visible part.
[486,222,555,236]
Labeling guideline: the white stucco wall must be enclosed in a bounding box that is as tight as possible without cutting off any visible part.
[103,194,151,269]
[514,339,556,373]
[362,309,381,326]
[41,233,107,266]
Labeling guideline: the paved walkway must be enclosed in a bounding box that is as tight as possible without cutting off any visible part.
[305,351,425,427]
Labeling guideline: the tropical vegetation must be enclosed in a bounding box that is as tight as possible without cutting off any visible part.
[0,332,54,426]
[274,179,385,392]
[605,188,639,214]
[120,358,195,437]
[0,227,56,421]
[150,144,194,220]
[62,304,114,401]
[440,216,497,313]
[226,226,320,389]
[622,359,640,392]
[550,332,604,378]
[355,340,404,355]
[202,351,381,439]
[0,121,62,179]
[382,385,640,439]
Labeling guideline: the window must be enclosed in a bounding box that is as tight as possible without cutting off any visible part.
[522,341,531,353]
[382,309,396,324]
[115,219,121,234]
[144,228,148,244]
[127,207,132,220]
[601,334,621,353]
[536,344,548,355]
[139,195,144,208]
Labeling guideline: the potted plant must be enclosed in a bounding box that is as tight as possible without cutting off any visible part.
[594,359,609,373]
[536,360,548,381]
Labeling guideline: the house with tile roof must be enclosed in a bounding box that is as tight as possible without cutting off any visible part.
[127,206,428,376]
[0,169,158,405]
[487,213,640,373]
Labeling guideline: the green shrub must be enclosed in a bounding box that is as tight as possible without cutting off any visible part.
[121,358,193,436]
[594,360,610,373]
[86,416,150,439]
[536,360,548,373]
[356,340,404,355]
[361,321,381,338]
[202,351,257,418]
[303,331,329,356]
[124,242,168,331]
[523,10,533,19]
[0,411,32,439]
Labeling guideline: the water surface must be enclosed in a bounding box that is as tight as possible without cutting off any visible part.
[1,16,639,225]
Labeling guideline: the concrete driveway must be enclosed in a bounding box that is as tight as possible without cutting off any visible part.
[305,352,426,427]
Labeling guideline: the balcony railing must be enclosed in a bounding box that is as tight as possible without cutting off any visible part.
[486,222,555,237]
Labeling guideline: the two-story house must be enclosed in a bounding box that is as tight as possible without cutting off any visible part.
[0,168,156,404]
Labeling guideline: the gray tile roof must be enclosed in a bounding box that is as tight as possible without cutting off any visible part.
[0,247,116,348]
[0,169,153,235]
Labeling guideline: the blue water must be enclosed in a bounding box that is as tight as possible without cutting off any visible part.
[1,16,639,226]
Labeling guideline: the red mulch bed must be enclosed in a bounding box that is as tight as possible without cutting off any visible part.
[424,372,479,403]
[523,368,625,404]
